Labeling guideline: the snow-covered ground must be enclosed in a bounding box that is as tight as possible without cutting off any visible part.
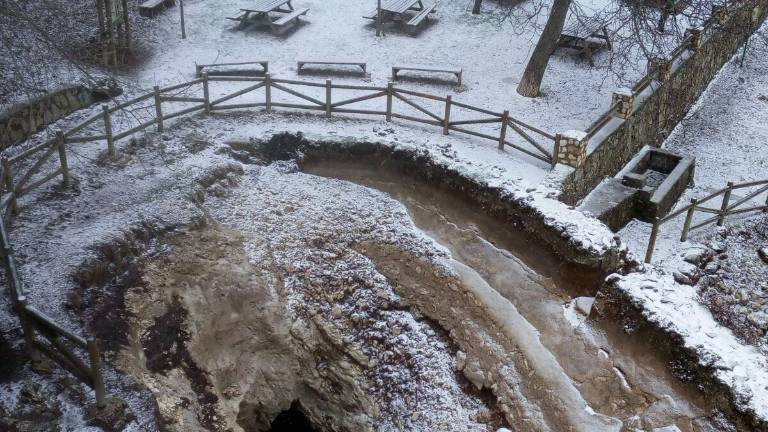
[113,0,648,133]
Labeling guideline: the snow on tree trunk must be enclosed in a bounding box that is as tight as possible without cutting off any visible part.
[516,0,571,98]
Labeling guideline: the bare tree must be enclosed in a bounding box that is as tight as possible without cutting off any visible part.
[517,0,571,97]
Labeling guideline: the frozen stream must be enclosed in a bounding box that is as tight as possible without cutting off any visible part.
[303,157,725,431]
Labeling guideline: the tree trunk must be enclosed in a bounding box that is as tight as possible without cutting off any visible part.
[472,0,483,14]
[516,0,571,97]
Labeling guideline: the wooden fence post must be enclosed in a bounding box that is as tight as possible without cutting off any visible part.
[153,86,164,132]
[2,156,16,214]
[102,105,115,157]
[55,131,70,186]
[202,73,211,113]
[717,182,733,226]
[550,139,559,169]
[87,338,107,409]
[386,82,393,122]
[498,111,509,150]
[265,73,272,113]
[680,198,697,241]
[325,80,332,119]
[644,217,660,264]
[16,297,43,367]
[443,95,452,135]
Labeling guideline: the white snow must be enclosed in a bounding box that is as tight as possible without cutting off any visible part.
[610,271,768,422]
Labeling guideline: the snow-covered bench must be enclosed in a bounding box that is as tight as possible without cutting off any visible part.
[406,2,437,30]
[555,16,612,66]
[272,7,309,29]
[297,61,367,75]
[392,64,462,86]
[139,0,176,18]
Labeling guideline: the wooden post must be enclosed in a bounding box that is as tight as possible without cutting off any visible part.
[498,111,509,150]
[55,131,69,186]
[680,198,697,241]
[102,105,115,157]
[717,182,733,226]
[2,157,16,214]
[202,73,211,113]
[386,82,393,122]
[180,0,187,39]
[376,0,383,37]
[644,217,660,264]
[16,297,43,368]
[87,338,107,409]
[550,139,559,169]
[265,74,272,113]
[325,80,332,119]
[443,95,452,135]
[153,86,164,132]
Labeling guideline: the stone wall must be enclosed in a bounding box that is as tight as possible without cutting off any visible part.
[559,0,768,205]
[0,86,108,151]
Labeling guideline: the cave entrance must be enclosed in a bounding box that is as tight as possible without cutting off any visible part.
[268,401,317,432]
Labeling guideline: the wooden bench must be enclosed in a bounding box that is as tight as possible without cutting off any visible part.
[196,61,269,77]
[297,61,367,75]
[273,7,308,28]
[139,0,175,17]
[407,2,437,28]
[392,65,462,86]
[555,18,611,66]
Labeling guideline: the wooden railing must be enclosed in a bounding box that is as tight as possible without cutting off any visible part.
[0,212,106,408]
[0,72,555,401]
[644,180,768,263]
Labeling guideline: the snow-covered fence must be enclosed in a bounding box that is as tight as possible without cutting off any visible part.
[0,212,107,409]
[51,74,555,165]
[644,179,768,262]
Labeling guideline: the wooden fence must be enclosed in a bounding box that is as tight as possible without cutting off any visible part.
[0,212,106,408]
[0,73,555,402]
[644,180,768,263]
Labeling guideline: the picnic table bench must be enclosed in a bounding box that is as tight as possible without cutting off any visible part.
[196,61,269,77]
[139,0,175,17]
[392,65,462,86]
[555,16,612,66]
[227,0,308,33]
[364,0,438,32]
[297,61,367,75]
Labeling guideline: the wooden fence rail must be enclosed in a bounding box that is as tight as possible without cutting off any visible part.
[644,180,768,263]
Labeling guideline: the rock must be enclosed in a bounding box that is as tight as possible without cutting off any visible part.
[708,241,727,253]
[747,312,768,329]
[703,261,720,274]
[85,398,136,432]
[673,271,694,285]
[574,297,595,315]
[652,426,682,432]
[682,248,711,265]
[456,350,467,371]
[463,359,485,390]
[497,429,513,432]
[758,247,768,264]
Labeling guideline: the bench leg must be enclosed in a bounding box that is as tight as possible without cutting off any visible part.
[392,68,398,81]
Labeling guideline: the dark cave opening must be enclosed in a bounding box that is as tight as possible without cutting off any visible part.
[268,401,317,432]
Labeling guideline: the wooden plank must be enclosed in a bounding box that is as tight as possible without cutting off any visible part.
[270,82,325,106]
[209,82,266,106]
[392,92,443,123]
[270,103,325,111]
[390,113,442,126]
[161,104,206,121]
[15,145,58,190]
[330,91,387,108]
[392,87,446,102]
[113,119,159,141]
[273,8,308,26]
[8,139,57,164]
[17,168,64,197]
[332,108,387,116]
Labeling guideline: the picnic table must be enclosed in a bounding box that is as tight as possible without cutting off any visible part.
[227,0,309,32]
[363,0,437,31]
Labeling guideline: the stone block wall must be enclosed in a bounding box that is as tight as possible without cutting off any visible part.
[559,0,768,205]
[0,86,107,151]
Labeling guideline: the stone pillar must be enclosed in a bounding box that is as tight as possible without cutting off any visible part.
[684,27,703,51]
[555,131,588,168]
[649,57,671,82]
[611,88,634,119]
